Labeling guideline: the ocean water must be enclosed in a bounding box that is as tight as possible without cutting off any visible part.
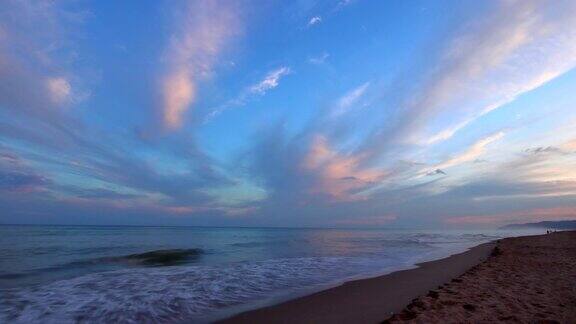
[0,225,541,323]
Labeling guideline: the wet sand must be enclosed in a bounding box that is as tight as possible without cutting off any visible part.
[222,231,576,324]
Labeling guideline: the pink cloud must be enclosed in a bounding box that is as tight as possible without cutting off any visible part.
[162,70,195,129]
[160,0,241,130]
[46,77,72,105]
[60,195,257,219]
[302,135,386,200]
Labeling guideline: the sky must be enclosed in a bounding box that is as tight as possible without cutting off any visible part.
[1,0,576,228]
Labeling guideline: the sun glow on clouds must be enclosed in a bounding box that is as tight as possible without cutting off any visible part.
[160,0,240,130]
[303,135,385,200]
[162,70,195,130]
[46,77,72,105]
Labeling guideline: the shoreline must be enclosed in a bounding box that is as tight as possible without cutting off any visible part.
[220,240,497,323]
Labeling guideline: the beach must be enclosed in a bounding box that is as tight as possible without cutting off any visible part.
[222,231,576,323]
[387,231,576,323]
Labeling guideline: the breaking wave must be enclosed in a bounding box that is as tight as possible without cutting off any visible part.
[1,256,389,323]
[101,248,204,266]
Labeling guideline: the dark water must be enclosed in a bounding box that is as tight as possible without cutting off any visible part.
[0,225,540,323]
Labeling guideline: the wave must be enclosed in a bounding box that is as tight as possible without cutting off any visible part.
[0,256,372,323]
[0,249,205,287]
[101,248,204,266]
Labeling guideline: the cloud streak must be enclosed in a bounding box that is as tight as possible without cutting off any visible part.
[332,82,370,117]
[433,132,504,171]
[160,0,240,130]
[249,67,291,95]
[349,0,576,164]
[205,66,291,121]
[421,0,576,144]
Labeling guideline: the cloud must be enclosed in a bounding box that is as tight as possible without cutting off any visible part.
[393,138,576,227]
[161,70,196,130]
[303,0,354,30]
[249,66,291,95]
[426,169,446,176]
[332,82,370,117]
[0,0,81,119]
[333,0,356,12]
[0,170,50,193]
[46,77,72,105]
[66,188,142,200]
[430,132,504,172]
[561,139,576,152]
[0,150,50,193]
[230,1,576,227]
[343,0,576,165]
[307,16,322,27]
[205,66,291,121]
[0,110,236,221]
[420,0,576,144]
[244,121,387,212]
[309,52,329,65]
[0,2,244,223]
[524,146,563,155]
[3,1,576,228]
[159,0,240,130]
[302,134,386,200]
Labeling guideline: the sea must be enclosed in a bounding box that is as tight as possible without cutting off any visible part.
[0,225,542,323]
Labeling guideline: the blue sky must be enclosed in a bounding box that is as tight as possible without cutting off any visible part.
[1,0,576,228]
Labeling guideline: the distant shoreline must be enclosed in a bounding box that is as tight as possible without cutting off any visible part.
[220,239,497,323]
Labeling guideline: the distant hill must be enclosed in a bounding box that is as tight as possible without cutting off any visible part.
[500,220,576,230]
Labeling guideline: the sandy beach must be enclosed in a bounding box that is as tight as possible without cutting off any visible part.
[386,231,576,323]
[222,231,576,324]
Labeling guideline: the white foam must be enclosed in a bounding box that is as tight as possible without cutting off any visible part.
[2,256,388,323]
